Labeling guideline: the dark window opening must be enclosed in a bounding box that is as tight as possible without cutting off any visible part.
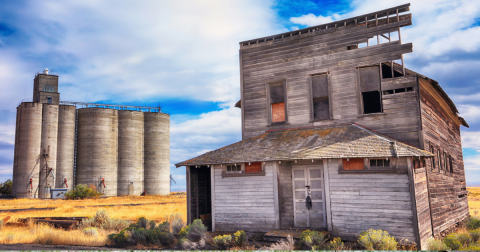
[458,194,467,198]
[381,64,404,79]
[347,45,358,50]
[311,74,329,120]
[47,96,52,104]
[449,155,454,174]
[383,87,415,95]
[383,90,394,95]
[406,87,413,92]
[395,88,406,93]
[430,144,435,170]
[437,149,442,170]
[362,91,382,114]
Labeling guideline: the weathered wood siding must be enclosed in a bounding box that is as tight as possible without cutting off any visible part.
[419,78,469,236]
[413,167,433,249]
[326,159,416,241]
[240,15,422,147]
[213,163,277,232]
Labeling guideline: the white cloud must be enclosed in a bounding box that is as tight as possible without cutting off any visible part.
[462,131,480,150]
[290,14,334,27]
[458,105,480,124]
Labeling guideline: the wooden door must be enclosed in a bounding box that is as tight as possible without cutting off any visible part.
[292,166,326,228]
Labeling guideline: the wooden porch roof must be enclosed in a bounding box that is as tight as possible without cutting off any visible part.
[175,123,433,167]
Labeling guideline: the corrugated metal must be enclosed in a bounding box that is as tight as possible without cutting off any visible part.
[176,123,434,167]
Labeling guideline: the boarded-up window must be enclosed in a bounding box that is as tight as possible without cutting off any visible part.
[245,162,262,173]
[311,74,329,120]
[343,158,364,170]
[269,82,286,123]
[359,67,382,114]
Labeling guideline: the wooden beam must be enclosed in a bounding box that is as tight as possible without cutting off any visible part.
[323,159,333,231]
[210,165,216,232]
[407,157,422,248]
[273,161,280,229]
[186,166,191,224]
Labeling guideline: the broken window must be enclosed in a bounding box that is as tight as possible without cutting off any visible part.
[381,63,404,79]
[343,158,364,170]
[310,74,330,121]
[370,158,391,168]
[359,66,382,114]
[245,162,262,173]
[437,149,442,171]
[268,82,286,124]
[46,96,52,104]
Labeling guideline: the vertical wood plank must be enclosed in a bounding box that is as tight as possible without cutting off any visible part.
[407,157,421,247]
[323,159,333,231]
[273,161,280,229]
[308,77,314,121]
[239,50,245,140]
[186,166,191,224]
[211,165,216,232]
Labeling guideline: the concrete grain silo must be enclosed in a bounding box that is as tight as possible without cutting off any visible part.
[12,103,43,198]
[38,104,59,198]
[76,108,118,196]
[55,105,76,189]
[144,112,170,195]
[117,110,144,196]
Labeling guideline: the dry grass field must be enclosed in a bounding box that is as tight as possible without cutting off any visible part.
[468,187,480,217]
[0,193,186,246]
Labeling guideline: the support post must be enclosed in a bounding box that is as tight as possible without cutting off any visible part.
[210,165,216,232]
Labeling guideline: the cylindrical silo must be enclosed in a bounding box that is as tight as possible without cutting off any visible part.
[117,110,144,196]
[144,112,170,195]
[55,105,76,190]
[12,103,43,198]
[38,104,59,198]
[76,108,118,196]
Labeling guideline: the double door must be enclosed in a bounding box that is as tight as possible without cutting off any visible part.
[292,166,326,228]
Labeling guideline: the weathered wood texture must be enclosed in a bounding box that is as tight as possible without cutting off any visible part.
[240,14,421,148]
[326,159,416,241]
[413,168,433,250]
[213,162,277,232]
[419,78,469,237]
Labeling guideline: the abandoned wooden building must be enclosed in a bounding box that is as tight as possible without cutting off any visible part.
[176,3,469,249]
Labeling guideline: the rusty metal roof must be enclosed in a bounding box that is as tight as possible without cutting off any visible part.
[175,123,433,167]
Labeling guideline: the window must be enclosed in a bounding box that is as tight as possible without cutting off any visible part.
[310,74,330,121]
[226,164,241,173]
[245,162,262,173]
[449,155,454,174]
[381,63,404,79]
[42,85,55,92]
[343,158,364,170]
[359,66,382,114]
[46,96,52,104]
[370,158,390,168]
[437,149,442,171]
[430,144,435,170]
[444,152,448,173]
[267,81,287,124]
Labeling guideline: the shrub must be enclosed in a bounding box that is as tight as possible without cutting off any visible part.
[470,230,480,242]
[158,221,170,233]
[157,230,174,246]
[457,233,472,246]
[460,244,480,251]
[264,235,295,251]
[234,230,247,247]
[466,217,480,230]
[328,237,344,250]
[0,179,12,195]
[427,238,448,251]
[444,233,462,250]
[82,227,98,237]
[177,237,206,250]
[101,218,129,231]
[213,234,232,249]
[149,220,156,230]
[185,219,207,242]
[64,184,101,200]
[110,231,130,247]
[79,210,129,231]
[136,217,148,229]
[169,213,185,235]
[299,230,326,249]
[358,229,397,250]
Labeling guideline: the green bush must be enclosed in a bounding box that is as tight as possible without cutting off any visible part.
[460,244,480,251]
[110,231,129,247]
[82,227,98,237]
[427,238,448,251]
[358,229,397,250]
[466,217,480,230]
[158,221,170,232]
[169,213,185,235]
[136,217,148,229]
[444,233,462,250]
[64,184,102,200]
[471,230,480,242]
[107,218,175,247]
[0,179,12,195]
[185,219,207,242]
[234,230,247,247]
[213,234,232,249]
[327,237,344,250]
[457,233,472,246]
[299,230,326,249]
[149,220,156,230]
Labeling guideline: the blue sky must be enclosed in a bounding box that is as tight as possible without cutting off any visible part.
[1,0,480,190]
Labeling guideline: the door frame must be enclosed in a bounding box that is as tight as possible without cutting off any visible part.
[292,165,327,229]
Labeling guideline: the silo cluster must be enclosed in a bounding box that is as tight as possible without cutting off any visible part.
[12,71,170,198]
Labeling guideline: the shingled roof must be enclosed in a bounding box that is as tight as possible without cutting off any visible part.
[175,123,433,167]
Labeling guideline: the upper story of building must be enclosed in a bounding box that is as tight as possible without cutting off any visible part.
[33,68,60,105]
[236,3,468,151]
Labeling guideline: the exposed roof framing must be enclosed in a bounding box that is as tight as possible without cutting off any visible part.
[239,3,410,46]
[176,123,433,167]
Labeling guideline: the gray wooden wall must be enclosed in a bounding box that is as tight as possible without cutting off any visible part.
[212,163,277,232]
[240,14,422,148]
[325,159,416,241]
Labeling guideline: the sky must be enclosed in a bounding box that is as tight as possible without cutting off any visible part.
[1,0,480,190]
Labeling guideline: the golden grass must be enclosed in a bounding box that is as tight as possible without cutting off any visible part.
[0,193,186,246]
[468,187,480,218]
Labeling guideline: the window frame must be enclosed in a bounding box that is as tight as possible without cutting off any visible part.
[308,73,332,122]
[356,65,384,115]
[265,79,288,126]
[339,157,397,174]
[221,162,266,178]
[368,158,392,169]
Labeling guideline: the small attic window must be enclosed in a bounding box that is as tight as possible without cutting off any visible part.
[347,45,358,50]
